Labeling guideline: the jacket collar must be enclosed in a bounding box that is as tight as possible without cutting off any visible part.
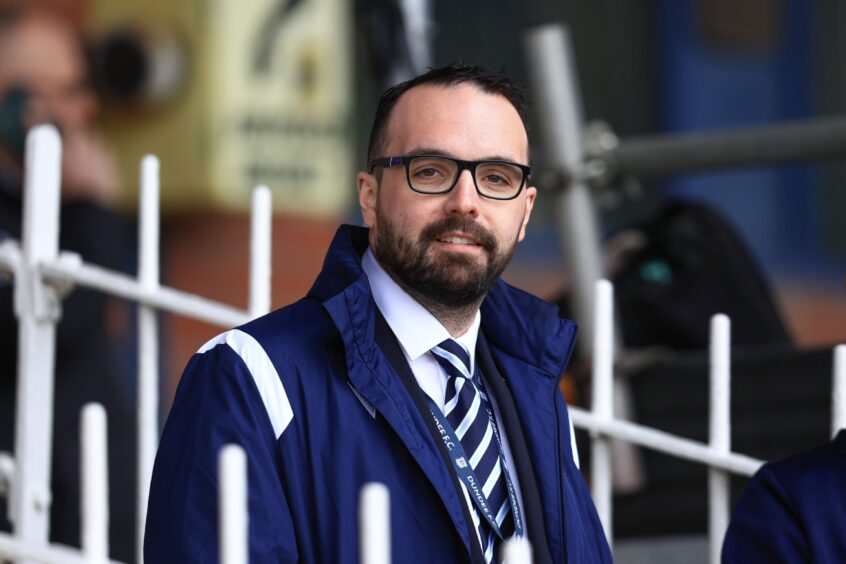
[306,224,370,302]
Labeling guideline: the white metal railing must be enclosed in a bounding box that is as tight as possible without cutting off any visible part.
[708,314,731,564]
[80,404,109,563]
[10,126,63,557]
[0,402,118,564]
[359,483,391,564]
[833,345,846,435]
[590,280,614,541]
[578,279,846,563]
[0,125,271,564]
[218,446,248,564]
[136,154,159,564]
[0,125,844,564]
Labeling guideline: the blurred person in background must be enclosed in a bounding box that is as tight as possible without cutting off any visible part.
[0,7,136,561]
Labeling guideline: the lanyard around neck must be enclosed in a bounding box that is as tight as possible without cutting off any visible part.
[423,371,524,540]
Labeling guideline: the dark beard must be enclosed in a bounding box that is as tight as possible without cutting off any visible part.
[373,213,517,308]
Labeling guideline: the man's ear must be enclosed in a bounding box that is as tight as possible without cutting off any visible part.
[517,185,536,242]
[357,170,378,228]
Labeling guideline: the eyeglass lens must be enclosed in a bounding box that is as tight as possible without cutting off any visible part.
[407,156,524,198]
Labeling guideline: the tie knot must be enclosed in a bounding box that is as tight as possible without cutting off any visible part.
[431,339,472,379]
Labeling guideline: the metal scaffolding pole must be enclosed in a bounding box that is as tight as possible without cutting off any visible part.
[525,23,646,519]
[594,115,846,180]
[524,24,604,360]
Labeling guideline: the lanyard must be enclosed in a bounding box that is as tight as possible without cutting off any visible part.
[424,372,524,540]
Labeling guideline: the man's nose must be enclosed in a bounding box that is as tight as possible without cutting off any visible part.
[444,170,480,217]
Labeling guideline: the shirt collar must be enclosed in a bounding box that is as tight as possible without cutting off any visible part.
[362,248,481,370]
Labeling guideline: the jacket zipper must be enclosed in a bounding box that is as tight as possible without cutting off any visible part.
[555,386,569,563]
[555,323,578,563]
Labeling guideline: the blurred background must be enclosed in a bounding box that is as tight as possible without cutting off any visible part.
[2,0,845,561]
[74,0,846,385]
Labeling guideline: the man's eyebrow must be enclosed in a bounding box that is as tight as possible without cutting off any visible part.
[405,147,525,163]
[405,147,453,158]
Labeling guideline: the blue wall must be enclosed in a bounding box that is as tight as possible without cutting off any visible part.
[658,0,820,272]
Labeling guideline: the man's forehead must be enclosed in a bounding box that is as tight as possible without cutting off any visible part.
[384,83,530,161]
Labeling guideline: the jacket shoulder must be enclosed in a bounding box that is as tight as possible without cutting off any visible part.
[233,297,343,359]
[209,297,348,389]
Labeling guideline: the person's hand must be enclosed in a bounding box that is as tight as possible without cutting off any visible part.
[60,128,121,206]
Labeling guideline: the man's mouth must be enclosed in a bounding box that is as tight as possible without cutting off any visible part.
[437,234,480,246]
[420,217,495,254]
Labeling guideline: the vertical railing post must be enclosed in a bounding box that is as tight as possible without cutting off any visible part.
[708,314,731,564]
[359,483,390,564]
[833,344,846,437]
[249,186,272,318]
[501,536,533,564]
[81,403,109,563]
[591,279,614,545]
[137,154,161,564]
[219,445,248,564]
[11,125,63,553]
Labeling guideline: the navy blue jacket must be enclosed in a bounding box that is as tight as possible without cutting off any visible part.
[722,430,846,563]
[145,225,612,563]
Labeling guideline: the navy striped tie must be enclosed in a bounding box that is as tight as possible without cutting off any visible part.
[431,339,515,563]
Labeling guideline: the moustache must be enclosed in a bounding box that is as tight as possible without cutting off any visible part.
[420,217,497,253]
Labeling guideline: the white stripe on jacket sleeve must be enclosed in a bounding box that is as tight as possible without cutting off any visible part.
[199,329,293,438]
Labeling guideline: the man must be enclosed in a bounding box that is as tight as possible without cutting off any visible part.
[722,429,846,563]
[0,8,135,561]
[146,63,611,563]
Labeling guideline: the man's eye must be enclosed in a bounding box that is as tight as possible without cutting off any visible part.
[413,167,445,179]
[483,174,508,185]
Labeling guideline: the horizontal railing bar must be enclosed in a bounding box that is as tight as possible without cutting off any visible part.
[0,533,122,564]
[0,242,252,328]
[569,407,763,476]
[4,241,251,328]
[41,255,251,328]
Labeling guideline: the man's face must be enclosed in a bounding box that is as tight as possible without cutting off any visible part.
[357,84,536,307]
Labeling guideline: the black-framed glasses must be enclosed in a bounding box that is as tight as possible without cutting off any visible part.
[369,155,531,200]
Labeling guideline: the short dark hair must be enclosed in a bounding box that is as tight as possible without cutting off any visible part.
[366,62,530,164]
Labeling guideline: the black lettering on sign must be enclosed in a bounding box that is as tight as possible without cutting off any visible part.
[252,0,307,75]
[239,114,345,139]
[245,162,315,187]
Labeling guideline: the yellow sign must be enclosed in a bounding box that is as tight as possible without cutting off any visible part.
[91,0,354,216]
